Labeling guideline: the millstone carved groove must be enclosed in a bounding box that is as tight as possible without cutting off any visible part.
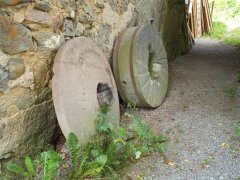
[113,25,168,108]
[52,37,120,144]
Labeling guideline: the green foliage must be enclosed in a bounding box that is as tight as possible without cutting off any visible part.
[208,22,240,49]
[41,150,62,180]
[206,0,240,49]
[224,87,237,100]
[130,115,167,155]
[7,156,36,179]
[210,0,240,20]
[208,21,228,39]
[236,123,240,136]
[24,156,36,177]
[223,27,240,48]
[127,102,137,109]
[67,132,81,178]
[236,74,240,82]
[95,105,115,135]
[7,106,167,179]
[7,163,28,177]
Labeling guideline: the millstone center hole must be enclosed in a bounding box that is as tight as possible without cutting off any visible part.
[97,83,113,107]
[148,52,159,79]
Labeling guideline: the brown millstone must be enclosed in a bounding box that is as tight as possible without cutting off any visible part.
[52,37,120,144]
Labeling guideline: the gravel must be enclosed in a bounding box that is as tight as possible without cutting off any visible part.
[121,38,240,180]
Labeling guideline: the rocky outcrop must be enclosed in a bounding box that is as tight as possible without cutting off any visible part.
[0,0,189,164]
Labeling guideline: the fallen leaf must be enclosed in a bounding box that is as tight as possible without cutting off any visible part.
[135,151,142,159]
[221,142,227,148]
[168,161,175,166]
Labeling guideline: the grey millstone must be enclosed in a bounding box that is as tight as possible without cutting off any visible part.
[0,65,9,92]
[63,19,75,37]
[6,58,25,80]
[0,15,32,55]
[34,1,51,12]
[112,25,168,108]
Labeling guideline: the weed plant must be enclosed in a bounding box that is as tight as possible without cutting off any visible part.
[7,106,167,179]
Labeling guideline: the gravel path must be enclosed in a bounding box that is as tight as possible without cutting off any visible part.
[122,38,240,179]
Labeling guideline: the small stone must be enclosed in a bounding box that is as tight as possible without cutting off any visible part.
[0,50,9,67]
[76,0,84,6]
[78,14,96,24]
[34,1,51,12]
[78,2,96,23]
[95,0,104,8]
[0,152,12,160]
[44,35,64,50]
[53,13,64,32]
[63,19,75,37]
[0,15,32,55]
[0,65,9,92]
[56,0,68,8]
[0,123,6,139]
[68,8,75,19]
[6,105,19,117]
[30,39,38,52]
[75,22,85,36]
[0,8,13,16]
[33,31,64,50]
[15,2,29,8]
[25,9,53,27]
[13,12,25,23]
[0,0,31,6]
[6,58,25,80]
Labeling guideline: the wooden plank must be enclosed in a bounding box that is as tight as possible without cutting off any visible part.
[196,0,202,37]
[192,0,197,37]
[206,0,213,29]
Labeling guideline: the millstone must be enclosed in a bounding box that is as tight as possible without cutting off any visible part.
[52,37,120,144]
[113,25,168,108]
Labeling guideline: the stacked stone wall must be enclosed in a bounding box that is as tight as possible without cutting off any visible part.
[0,0,187,161]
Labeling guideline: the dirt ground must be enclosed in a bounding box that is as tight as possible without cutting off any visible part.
[122,38,240,179]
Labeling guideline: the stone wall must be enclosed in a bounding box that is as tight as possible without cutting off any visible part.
[0,0,188,161]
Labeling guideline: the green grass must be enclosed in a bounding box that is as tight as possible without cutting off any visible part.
[208,21,228,39]
[207,0,240,48]
[236,74,240,82]
[236,123,240,136]
[223,87,237,100]
[208,22,240,49]
[223,27,240,48]
[6,106,168,179]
